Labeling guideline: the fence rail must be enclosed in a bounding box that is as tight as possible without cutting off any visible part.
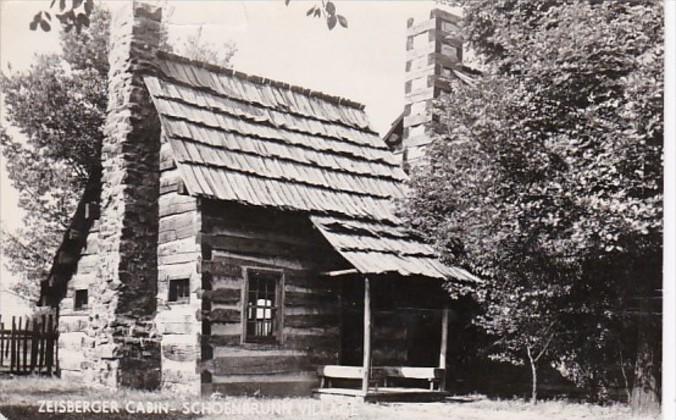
[0,314,59,375]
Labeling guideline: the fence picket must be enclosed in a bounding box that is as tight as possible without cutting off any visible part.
[0,315,4,367]
[38,315,45,371]
[31,318,39,372]
[46,315,54,375]
[0,313,58,375]
[10,316,17,372]
[23,317,29,372]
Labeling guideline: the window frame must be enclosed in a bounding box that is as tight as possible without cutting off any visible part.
[241,266,284,345]
[74,288,89,311]
[168,278,191,304]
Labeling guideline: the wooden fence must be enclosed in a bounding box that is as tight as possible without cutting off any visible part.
[0,314,59,375]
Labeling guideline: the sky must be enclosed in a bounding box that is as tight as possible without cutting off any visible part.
[0,0,460,317]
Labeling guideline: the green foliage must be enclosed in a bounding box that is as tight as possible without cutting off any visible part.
[401,0,663,403]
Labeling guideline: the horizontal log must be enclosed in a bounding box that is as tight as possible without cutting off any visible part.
[200,234,311,260]
[159,263,196,281]
[158,237,198,257]
[201,260,242,278]
[205,334,241,347]
[285,292,338,307]
[285,283,335,295]
[59,349,85,371]
[284,306,341,316]
[207,355,310,375]
[202,288,240,304]
[203,223,315,248]
[278,271,317,287]
[284,326,339,337]
[284,314,339,329]
[159,313,199,335]
[284,334,339,352]
[209,308,241,323]
[83,235,99,255]
[159,252,200,266]
[69,273,95,289]
[76,254,99,275]
[159,193,196,217]
[211,277,243,289]
[159,226,195,244]
[210,322,241,336]
[59,316,88,333]
[159,212,195,237]
[59,332,86,351]
[210,251,310,271]
[162,343,199,362]
[160,169,183,194]
[211,347,304,359]
[162,368,200,385]
[160,145,177,171]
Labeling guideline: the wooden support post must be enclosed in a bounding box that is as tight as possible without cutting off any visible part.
[362,277,372,394]
[439,307,449,391]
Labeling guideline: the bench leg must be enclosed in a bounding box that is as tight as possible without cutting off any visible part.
[320,377,325,388]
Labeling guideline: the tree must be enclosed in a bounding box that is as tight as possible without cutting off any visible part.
[401,0,662,409]
[30,0,348,35]
[176,25,237,68]
[1,5,236,303]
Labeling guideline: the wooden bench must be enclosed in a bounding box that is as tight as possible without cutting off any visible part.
[317,365,445,391]
[379,367,445,390]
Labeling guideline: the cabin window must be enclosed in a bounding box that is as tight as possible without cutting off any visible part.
[169,279,190,303]
[74,289,88,310]
[244,268,283,343]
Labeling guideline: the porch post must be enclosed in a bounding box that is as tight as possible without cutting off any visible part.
[362,276,372,394]
[438,307,449,391]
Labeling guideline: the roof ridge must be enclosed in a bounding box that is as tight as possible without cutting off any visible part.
[156,50,367,111]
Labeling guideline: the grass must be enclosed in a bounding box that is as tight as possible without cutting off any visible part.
[0,375,661,420]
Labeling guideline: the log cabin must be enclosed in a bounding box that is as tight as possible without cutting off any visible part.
[38,1,480,400]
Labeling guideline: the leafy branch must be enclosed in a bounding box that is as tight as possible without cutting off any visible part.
[31,0,94,33]
[286,0,348,30]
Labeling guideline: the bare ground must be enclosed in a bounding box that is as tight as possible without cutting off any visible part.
[0,376,661,420]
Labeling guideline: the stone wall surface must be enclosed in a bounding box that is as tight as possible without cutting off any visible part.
[83,0,163,390]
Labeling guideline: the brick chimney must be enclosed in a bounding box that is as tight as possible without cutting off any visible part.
[84,0,163,389]
[401,9,463,167]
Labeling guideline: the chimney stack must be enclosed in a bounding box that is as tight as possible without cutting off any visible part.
[401,9,463,167]
[85,0,163,390]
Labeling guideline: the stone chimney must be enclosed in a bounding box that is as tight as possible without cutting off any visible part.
[84,0,163,389]
[401,9,463,167]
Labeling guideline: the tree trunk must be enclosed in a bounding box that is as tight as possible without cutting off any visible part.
[630,317,660,413]
[526,346,538,404]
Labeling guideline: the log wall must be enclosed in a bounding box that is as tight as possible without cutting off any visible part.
[57,220,99,381]
[155,141,202,395]
[199,200,343,396]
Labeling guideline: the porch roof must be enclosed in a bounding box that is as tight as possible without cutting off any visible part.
[311,215,480,281]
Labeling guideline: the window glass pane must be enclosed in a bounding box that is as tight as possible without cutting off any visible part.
[169,279,189,303]
[245,269,281,342]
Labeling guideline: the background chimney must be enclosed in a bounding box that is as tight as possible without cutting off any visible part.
[401,9,463,167]
[85,0,163,390]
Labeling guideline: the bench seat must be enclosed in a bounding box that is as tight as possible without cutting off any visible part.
[317,365,445,390]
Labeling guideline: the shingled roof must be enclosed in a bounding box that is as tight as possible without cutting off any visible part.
[145,52,478,282]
